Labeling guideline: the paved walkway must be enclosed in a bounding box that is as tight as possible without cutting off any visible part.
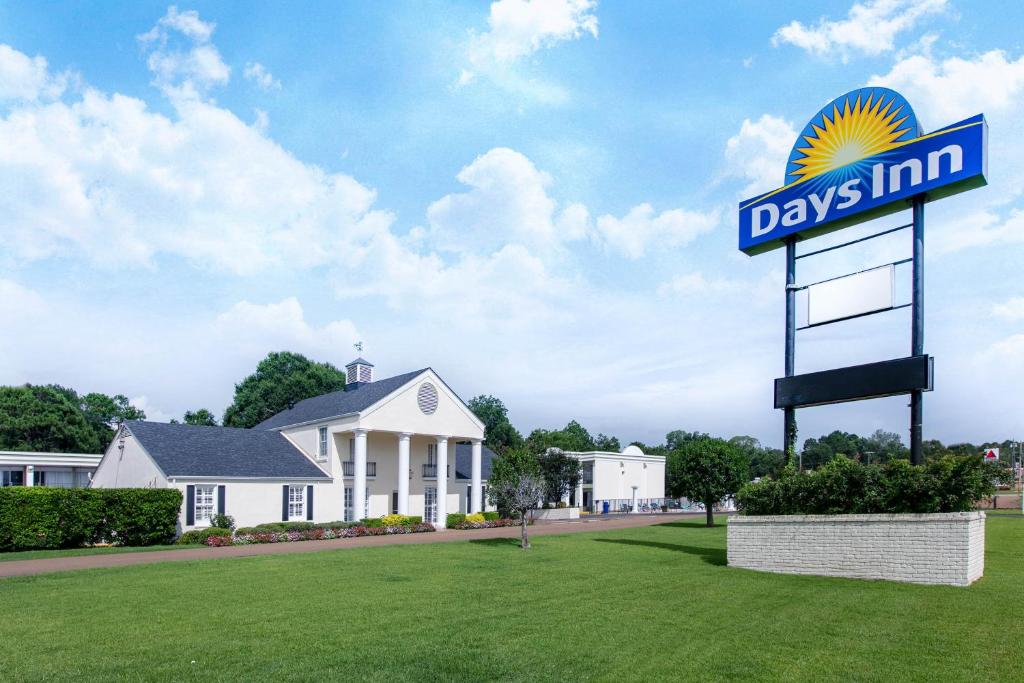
[0,513,702,579]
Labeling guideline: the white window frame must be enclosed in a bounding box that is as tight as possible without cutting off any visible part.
[195,485,216,526]
[288,485,305,520]
[317,426,329,462]
[424,486,437,524]
[344,487,353,522]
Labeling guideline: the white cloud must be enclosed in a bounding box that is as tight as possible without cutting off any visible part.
[458,0,598,102]
[773,0,947,61]
[723,114,796,196]
[992,297,1024,321]
[244,62,280,91]
[0,44,69,102]
[0,44,389,274]
[932,208,1024,255]
[657,272,742,298]
[595,203,720,259]
[425,147,587,253]
[868,49,1024,123]
[138,6,229,101]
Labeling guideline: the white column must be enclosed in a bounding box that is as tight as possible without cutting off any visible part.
[398,433,411,516]
[353,429,368,521]
[471,439,483,514]
[435,436,448,528]
[24,465,34,487]
[575,479,584,509]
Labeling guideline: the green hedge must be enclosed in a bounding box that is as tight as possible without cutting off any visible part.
[482,511,499,521]
[446,513,466,527]
[737,455,998,516]
[177,527,232,545]
[253,521,315,532]
[0,487,182,551]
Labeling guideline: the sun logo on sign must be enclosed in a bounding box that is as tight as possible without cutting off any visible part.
[785,88,921,190]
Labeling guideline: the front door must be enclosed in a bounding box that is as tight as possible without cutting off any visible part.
[424,486,437,523]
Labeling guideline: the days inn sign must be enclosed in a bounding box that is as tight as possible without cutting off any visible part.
[738,88,987,255]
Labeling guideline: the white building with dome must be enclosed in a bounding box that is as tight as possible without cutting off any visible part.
[568,445,666,513]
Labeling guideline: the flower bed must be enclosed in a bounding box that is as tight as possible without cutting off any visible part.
[449,518,524,530]
[204,523,435,546]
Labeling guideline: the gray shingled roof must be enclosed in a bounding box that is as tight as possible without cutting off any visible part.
[255,369,428,430]
[346,357,374,367]
[454,442,497,480]
[126,421,330,479]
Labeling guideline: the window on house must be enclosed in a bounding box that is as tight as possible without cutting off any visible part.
[427,443,436,465]
[424,486,437,524]
[392,490,399,515]
[481,485,487,511]
[288,485,305,519]
[344,487,353,522]
[349,438,355,460]
[195,485,215,524]
[318,427,329,461]
[466,485,472,513]
[43,470,73,488]
[1,470,25,486]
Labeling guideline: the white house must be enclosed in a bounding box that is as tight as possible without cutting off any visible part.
[1,451,100,488]
[92,359,491,530]
[568,445,666,513]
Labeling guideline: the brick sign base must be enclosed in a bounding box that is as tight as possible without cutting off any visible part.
[727,512,985,586]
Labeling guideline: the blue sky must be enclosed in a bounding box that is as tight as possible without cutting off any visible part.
[0,1,1021,448]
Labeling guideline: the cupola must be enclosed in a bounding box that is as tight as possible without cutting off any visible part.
[345,358,374,390]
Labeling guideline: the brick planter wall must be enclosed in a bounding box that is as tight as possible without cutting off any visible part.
[727,512,985,586]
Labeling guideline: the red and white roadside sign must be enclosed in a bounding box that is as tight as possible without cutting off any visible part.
[983,448,1000,461]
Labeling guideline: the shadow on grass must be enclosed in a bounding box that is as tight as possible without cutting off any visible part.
[658,521,723,529]
[468,537,525,549]
[593,538,727,566]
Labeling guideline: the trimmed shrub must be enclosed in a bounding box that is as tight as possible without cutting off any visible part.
[465,512,485,523]
[228,523,435,546]
[446,513,466,527]
[359,518,383,528]
[254,521,315,532]
[405,515,423,525]
[210,514,235,531]
[737,455,998,516]
[482,511,499,521]
[313,520,358,530]
[177,527,232,545]
[0,487,181,551]
[380,514,407,527]
[449,517,527,530]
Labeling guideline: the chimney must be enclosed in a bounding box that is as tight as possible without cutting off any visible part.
[345,358,374,391]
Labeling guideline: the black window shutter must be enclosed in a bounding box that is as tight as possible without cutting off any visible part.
[306,485,314,521]
[217,485,226,516]
[282,485,289,521]
[186,485,195,526]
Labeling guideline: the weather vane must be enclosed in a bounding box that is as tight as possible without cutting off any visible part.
[354,341,364,354]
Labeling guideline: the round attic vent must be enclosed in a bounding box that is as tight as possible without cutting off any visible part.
[417,382,438,415]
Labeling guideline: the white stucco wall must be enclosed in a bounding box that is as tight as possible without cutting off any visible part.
[580,453,666,502]
[727,512,986,586]
[91,432,168,489]
[172,479,331,530]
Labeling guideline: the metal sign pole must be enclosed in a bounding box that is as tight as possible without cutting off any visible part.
[910,197,925,465]
[784,237,797,465]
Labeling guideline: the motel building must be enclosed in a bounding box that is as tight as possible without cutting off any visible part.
[90,358,666,532]
[1,451,100,488]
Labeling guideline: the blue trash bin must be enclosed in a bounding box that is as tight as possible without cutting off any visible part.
[602,501,609,514]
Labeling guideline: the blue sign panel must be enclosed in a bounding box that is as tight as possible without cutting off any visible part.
[739,88,988,255]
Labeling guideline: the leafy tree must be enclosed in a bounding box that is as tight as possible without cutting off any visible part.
[222,351,348,428]
[729,435,785,479]
[862,429,909,464]
[48,386,146,447]
[0,385,104,453]
[183,409,218,426]
[666,430,710,451]
[467,395,523,453]
[593,433,621,452]
[536,448,583,503]
[667,437,749,527]
[487,448,544,548]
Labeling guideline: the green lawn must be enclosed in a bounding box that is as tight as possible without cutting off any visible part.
[1,518,1022,682]
[0,544,201,562]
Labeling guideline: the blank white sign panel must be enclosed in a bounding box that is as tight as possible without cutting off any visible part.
[807,264,894,326]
